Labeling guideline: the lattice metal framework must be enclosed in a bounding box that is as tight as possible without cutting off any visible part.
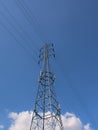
[30,44,63,130]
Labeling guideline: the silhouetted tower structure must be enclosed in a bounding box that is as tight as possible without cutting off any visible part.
[30,44,63,130]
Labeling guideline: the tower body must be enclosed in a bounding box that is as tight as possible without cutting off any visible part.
[30,44,63,130]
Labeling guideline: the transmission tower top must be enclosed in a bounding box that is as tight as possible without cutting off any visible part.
[30,44,63,130]
[38,43,55,65]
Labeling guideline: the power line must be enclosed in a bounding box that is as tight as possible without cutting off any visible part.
[15,0,45,44]
[0,3,38,63]
[20,0,46,45]
[0,0,38,56]
[0,19,33,59]
[0,10,37,63]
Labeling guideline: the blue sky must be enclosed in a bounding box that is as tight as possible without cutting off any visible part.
[0,0,98,129]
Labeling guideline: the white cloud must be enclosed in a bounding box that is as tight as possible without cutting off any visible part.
[8,111,93,130]
[0,125,4,129]
[84,123,93,130]
[62,112,82,130]
[8,111,32,130]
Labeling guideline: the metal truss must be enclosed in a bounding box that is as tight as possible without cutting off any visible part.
[30,44,63,130]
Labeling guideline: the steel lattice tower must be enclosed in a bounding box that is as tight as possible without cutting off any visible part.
[30,44,63,130]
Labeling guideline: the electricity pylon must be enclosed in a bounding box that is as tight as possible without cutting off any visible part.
[30,44,63,130]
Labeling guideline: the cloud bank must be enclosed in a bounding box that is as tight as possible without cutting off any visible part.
[8,111,93,130]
